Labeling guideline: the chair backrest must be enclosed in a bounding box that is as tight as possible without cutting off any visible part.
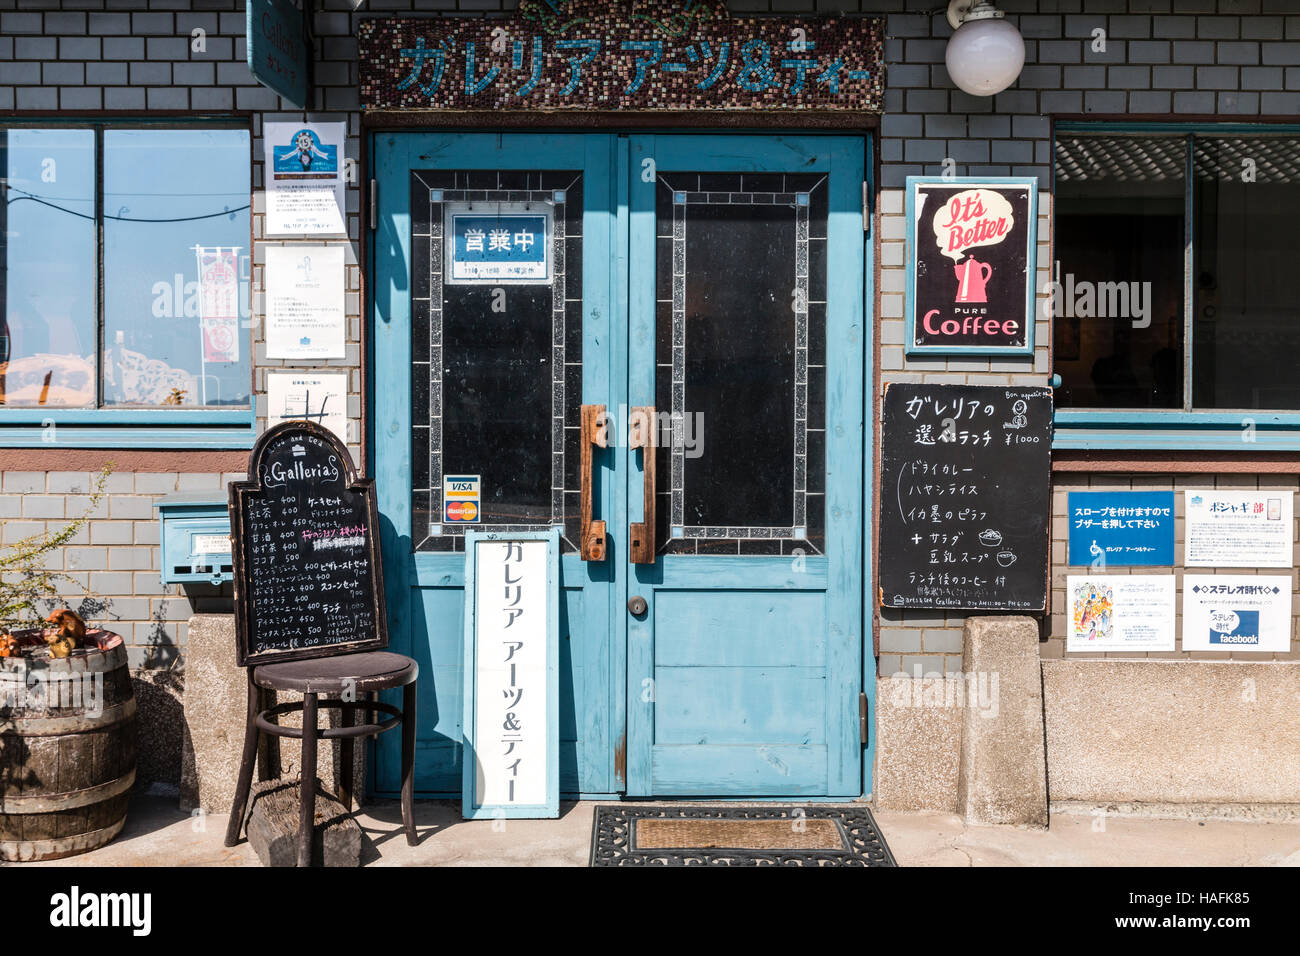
[228,420,388,667]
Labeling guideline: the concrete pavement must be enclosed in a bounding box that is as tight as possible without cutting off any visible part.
[11,794,1300,866]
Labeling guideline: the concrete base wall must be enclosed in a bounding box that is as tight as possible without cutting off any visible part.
[873,675,962,812]
[181,614,366,814]
[1043,660,1300,805]
[876,659,1300,812]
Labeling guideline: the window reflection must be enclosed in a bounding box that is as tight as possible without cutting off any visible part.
[0,125,251,409]
[1192,137,1300,410]
[0,128,97,406]
[1053,136,1185,410]
[103,129,250,407]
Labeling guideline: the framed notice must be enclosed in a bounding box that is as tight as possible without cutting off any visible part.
[263,121,347,237]
[1066,575,1176,653]
[1184,490,1294,568]
[444,202,551,284]
[905,177,1038,356]
[1182,575,1292,653]
[462,528,560,820]
[265,244,346,360]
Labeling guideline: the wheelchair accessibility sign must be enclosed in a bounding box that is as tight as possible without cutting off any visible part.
[444,475,481,523]
[445,202,550,283]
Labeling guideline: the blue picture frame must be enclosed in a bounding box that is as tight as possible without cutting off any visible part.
[461,527,561,819]
[904,176,1039,357]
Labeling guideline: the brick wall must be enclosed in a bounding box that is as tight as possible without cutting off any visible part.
[0,468,243,668]
[1,0,1297,672]
[1046,474,1300,661]
[852,0,1300,676]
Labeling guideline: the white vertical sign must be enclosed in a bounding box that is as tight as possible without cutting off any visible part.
[471,539,549,810]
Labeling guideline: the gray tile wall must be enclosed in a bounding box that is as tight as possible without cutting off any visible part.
[0,0,1295,670]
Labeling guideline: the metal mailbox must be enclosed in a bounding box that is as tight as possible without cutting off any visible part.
[155,493,234,586]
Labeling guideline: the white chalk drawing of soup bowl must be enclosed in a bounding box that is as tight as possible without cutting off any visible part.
[996,550,1017,567]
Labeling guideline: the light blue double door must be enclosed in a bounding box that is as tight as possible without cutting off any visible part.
[371,132,872,798]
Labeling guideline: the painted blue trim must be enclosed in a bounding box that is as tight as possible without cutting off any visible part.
[0,409,256,449]
[904,176,1038,358]
[861,135,876,801]
[461,528,561,820]
[0,408,252,423]
[1058,411,1300,427]
[1053,410,1300,451]
[624,133,656,798]
[612,133,631,793]
[371,130,414,801]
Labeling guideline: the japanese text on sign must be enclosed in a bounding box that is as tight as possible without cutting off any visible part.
[880,384,1053,612]
[359,3,883,113]
[1067,491,1175,567]
[468,537,553,815]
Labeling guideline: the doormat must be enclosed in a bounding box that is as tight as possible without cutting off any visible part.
[589,805,897,867]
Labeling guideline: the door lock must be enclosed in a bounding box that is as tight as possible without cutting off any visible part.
[627,596,648,616]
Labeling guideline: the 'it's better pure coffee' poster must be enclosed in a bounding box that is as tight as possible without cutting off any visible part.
[906,178,1037,355]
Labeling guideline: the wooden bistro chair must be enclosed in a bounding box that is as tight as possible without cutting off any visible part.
[223,420,419,867]
[223,653,419,866]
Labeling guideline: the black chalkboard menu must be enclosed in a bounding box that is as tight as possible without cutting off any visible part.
[879,383,1053,612]
[229,421,388,666]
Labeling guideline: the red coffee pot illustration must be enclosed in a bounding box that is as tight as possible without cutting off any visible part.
[954,257,993,304]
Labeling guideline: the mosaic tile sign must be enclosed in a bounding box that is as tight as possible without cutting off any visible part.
[358,1,884,113]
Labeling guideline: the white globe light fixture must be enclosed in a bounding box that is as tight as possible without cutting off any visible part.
[945,0,1026,97]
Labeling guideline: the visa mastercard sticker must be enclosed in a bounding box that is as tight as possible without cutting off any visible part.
[444,475,481,523]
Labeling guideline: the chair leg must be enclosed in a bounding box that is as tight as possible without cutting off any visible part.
[339,699,354,813]
[224,674,261,847]
[299,692,319,867]
[401,682,417,846]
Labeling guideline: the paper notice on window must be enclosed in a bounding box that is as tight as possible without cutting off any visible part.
[196,247,242,363]
[266,370,349,446]
[1184,490,1294,568]
[263,122,347,237]
[1066,575,1176,652]
[265,245,346,360]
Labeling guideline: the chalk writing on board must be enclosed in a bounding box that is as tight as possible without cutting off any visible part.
[879,384,1052,612]
[230,420,387,666]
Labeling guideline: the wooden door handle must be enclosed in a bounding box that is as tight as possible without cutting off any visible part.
[580,405,608,561]
[629,406,656,565]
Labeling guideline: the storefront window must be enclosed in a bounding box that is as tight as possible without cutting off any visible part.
[1192,137,1300,410]
[0,123,251,409]
[1053,130,1300,414]
[0,128,96,406]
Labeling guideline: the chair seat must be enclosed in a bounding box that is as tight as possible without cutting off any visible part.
[252,651,418,694]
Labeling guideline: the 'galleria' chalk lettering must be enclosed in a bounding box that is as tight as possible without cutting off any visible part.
[262,454,341,488]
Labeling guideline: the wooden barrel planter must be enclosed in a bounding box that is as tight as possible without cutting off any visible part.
[0,630,137,862]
